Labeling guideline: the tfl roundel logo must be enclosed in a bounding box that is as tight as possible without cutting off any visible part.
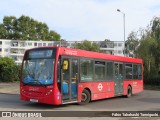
[98,83,103,91]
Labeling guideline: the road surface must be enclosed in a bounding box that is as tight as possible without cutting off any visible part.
[0,90,160,111]
[0,90,160,120]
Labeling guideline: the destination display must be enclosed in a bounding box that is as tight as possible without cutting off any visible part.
[28,49,54,59]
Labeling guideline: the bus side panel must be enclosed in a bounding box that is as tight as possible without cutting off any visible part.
[131,80,143,94]
[78,82,114,102]
[51,87,62,105]
[123,80,143,95]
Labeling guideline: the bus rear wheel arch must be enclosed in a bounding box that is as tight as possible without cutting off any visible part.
[78,89,91,105]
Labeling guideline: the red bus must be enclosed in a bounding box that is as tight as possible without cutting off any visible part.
[20,46,143,105]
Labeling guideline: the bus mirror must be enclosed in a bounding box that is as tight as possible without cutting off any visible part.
[63,60,69,70]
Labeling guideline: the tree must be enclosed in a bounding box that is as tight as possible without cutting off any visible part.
[0,16,17,39]
[126,31,139,57]
[136,31,157,78]
[151,17,160,71]
[129,17,160,81]
[151,17,160,44]
[47,30,61,41]
[0,57,19,82]
[73,40,100,52]
[0,15,61,41]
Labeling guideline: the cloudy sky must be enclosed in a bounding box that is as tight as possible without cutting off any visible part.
[0,0,160,41]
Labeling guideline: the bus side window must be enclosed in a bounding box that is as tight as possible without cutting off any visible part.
[95,61,105,81]
[133,64,138,79]
[80,59,93,81]
[106,62,113,80]
[125,64,133,79]
[138,65,142,80]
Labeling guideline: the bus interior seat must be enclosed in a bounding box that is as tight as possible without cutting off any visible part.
[62,82,68,94]
[71,82,77,96]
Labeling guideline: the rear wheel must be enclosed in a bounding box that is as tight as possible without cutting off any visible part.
[126,86,132,98]
[78,89,90,105]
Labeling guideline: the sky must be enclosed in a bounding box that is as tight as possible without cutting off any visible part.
[0,0,160,41]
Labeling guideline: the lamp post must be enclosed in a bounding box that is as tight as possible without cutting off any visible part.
[117,9,126,56]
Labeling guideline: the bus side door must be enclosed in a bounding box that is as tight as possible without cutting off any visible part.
[61,57,79,103]
[114,63,123,95]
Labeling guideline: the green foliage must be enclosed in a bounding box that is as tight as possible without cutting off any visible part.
[47,30,61,41]
[73,40,100,52]
[151,17,160,68]
[151,17,160,43]
[0,15,61,41]
[0,57,19,82]
[136,33,158,78]
[125,17,160,80]
[125,31,139,57]
[134,17,160,79]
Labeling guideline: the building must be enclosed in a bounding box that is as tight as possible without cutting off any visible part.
[99,41,124,56]
[0,39,125,64]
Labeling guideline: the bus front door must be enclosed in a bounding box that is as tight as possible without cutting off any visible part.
[114,63,123,95]
[61,58,78,103]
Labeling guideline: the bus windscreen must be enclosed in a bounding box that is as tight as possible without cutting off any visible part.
[22,48,56,86]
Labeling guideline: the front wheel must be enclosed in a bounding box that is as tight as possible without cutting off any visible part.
[78,89,90,105]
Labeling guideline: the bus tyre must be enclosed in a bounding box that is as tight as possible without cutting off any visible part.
[126,86,132,98]
[79,89,90,105]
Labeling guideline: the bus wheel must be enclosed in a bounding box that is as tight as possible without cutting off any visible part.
[79,89,90,105]
[126,86,132,98]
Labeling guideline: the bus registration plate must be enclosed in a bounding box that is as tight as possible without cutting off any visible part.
[30,99,38,102]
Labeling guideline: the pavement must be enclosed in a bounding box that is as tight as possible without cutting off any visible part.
[0,82,19,94]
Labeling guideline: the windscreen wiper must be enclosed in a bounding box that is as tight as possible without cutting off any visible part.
[23,81,46,87]
[35,80,46,88]
[23,81,33,86]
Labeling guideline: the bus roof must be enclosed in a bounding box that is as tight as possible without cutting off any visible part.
[25,46,142,64]
[57,47,142,64]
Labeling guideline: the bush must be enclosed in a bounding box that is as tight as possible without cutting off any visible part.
[0,57,19,82]
[144,76,160,86]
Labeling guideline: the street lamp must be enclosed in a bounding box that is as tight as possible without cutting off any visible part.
[117,9,126,56]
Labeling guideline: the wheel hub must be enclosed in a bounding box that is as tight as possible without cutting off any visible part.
[81,93,87,101]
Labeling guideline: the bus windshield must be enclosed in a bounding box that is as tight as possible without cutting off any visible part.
[22,49,56,86]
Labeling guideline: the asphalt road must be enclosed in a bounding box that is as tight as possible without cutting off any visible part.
[0,90,160,111]
[0,90,160,120]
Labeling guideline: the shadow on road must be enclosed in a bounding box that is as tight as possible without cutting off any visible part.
[0,92,144,111]
[23,102,75,110]
[0,93,77,110]
[89,94,140,104]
